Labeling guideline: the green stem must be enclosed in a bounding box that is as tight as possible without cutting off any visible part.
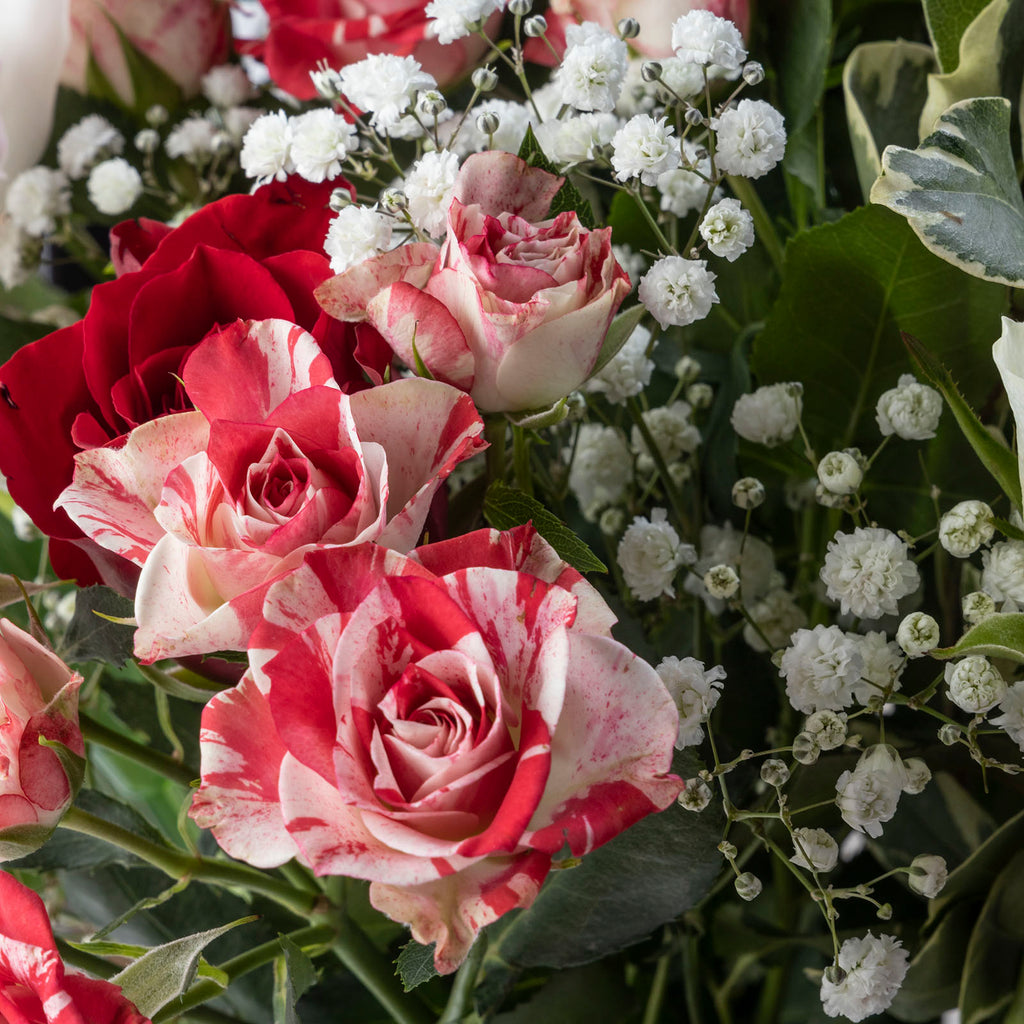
[626,186,675,254]
[725,175,784,275]
[511,425,534,497]
[438,933,487,1024]
[60,806,317,918]
[79,713,198,788]
[642,943,672,1024]
[484,415,508,487]
[627,397,689,529]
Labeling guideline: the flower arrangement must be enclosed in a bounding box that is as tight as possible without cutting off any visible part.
[0,0,1022,1021]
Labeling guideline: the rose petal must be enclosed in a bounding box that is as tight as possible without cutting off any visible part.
[454,151,563,222]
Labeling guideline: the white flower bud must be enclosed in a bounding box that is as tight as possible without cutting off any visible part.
[523,14,547,36]
[817,450,863,495]
[805,709,847,749]
[760,758,790,787]
[876,374,942,440]
[896,612,940,657]
[704,564,740,600]
[902,757,931,794]
[618,16,640,38]
[311,65,343,101]
[944,656,1007,714]
[380,187,409,212]
[735,872,762,901]
[686,382,713,408]
[134,128,160,154]
[876,903,893,921]
[329,187,351,213]
[508,0,532,14]
[742,61,764,85]
[675,355,701,384]
[792,730,821,764]
[476,110,501,136]
[731,382,803,447]
[684,105,705,126]
[938,500,995,557]
[417,90,448,117]
[962,590,997,625]
[641,60,663,82]
[908,854,947,898]
[679,777,712,810]
[718,840,738,859]
[599,507,625,535]
[790,827,838,872]
[146,104,169,127]
[472,66,499,91]
[938,722,961,745]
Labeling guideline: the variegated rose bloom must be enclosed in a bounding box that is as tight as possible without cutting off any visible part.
[191,527,682,973]
[56,318,484,662]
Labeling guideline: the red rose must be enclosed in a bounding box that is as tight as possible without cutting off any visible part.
[248,0,494,99]
[0,177,388,590]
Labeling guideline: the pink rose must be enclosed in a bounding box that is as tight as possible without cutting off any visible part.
[0,870,152,1024]
[249,0,493,100]
[56,318,484,662]
[319,151,632,413]
[0,620,83,861]
[61,0,231,107]
[190,526,681,973]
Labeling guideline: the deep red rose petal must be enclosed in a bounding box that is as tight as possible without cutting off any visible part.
[109,217,174,275]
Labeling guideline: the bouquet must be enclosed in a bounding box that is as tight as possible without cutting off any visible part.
[0,0,1022,1020]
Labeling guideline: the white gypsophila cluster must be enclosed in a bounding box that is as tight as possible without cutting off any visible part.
[699,198,754,261]
[982,539,1024,609]
[223,106,263,145]
[165,115,220,163]
[938,499,995,558]
[902,757,931,794]
[835,743,910,838]
[615,59,657,117]
[779,624,863,714]
[340,54,437,133]
[671,10,747,72]
[656,656,726,747]
[944,655,1007,714]
[963,590,997,624]
[820,932,909,1022]
[852,630,904,706]
[201,64,256,107]
[57,115,124,179]
[908,855,948,898]
[790,827,839,873]
[731,475,765,509]
[711,99,787,179]
[555,22,629,112]
[704,564,740,599]
[638,256,718,329]
[568,422,632,518]
[806,709,848,750]
[402,149,460,237]
[817,450,863,496]
[743,587,808,652]
[631,400,700,470]
[6,167,71,237]
[611,114,680,185]
[534,112,619,168]
[658,139,718,216]
[450,98,533,155]
[241,111,294,185]
[0,216,31,290]
[323,205,393,273]
[425,0,502,44]
[992,681,1024,750]
[875,374,942,440]
[730,382,802,446]
[896,611,940,657]
[820,527,920,620]
[617,508,695,602]
[41,589,77,634]
[686,521,775,611]
[584,324,654,404]
[659,56,706,100]
[87,159,143,216]
[612,243,646,287]
[290,109,358,183]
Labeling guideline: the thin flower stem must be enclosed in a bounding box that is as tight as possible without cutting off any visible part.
[641,941,672,1024]
[627,397,689,529]
[625,185,676,254]
[484,415,508,486]
[512,425,534,497]
[79,713,198,787]
[438,932,488,1024]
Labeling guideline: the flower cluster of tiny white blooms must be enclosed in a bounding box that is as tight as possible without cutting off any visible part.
[982,539,1024,608]
[340,54,437,133]
[908,854,948,898]
[686,522,775,611]
[612,242,646,286]
[0,216,31,290]
[671,10,747,72]
[779,624,863,714]
[938,499,994,557]
[817,450,863,495]
[535,112,619,168]
[585,324,655,404]
[568,423,632,518]
[820,932,909,1021]
[425,0,501,44]
[806,709,848,749]
[820,527,920,620]
[555,22,629,112]
[992,681,1024,750]
[699,198,754,261]
[896,611,940,657]
[58,115,124,179]
[744,588,807,652]
[730,382,802,446]
[87,159,143,216]
[712,99,787,178]
[201,64,256,108]
[291,109,358,183]
[165,115,221,163]
[659,57,705,99]
[449,98,532,155]
[944,655,1007,714]
[875,373,942,440]
[611,115,680,185]
[617,508,695,601]
[790,827,838,873]
[656,656,726,747]
[852,631,904,705]
[402,150,460,236]
[323,205,393,274]
[223,107,263,145]
[835,743,910,838]
[639,256,718,328]
[5,167,71,237]
[631,400,700,470]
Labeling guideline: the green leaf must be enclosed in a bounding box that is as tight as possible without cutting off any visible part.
[589,304,647,378]
[931,612,1024,661]
[490,962,633,1023]
[922,0,991,71]
[517,125,596,229]
[394,940,438,992]
[842,40,937,202]
[491,752,722,968]
[484,481,606,574]
[872,97,1024,287]
[274,935,318,1024]
[778,0,832,133]
[60,586,136,666]
[903,332,1022,508]
[112,917,256,1018]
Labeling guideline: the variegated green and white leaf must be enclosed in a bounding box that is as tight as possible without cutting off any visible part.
[843,40,937,202]
[922,0,990,72]
[871,96,1024,286]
